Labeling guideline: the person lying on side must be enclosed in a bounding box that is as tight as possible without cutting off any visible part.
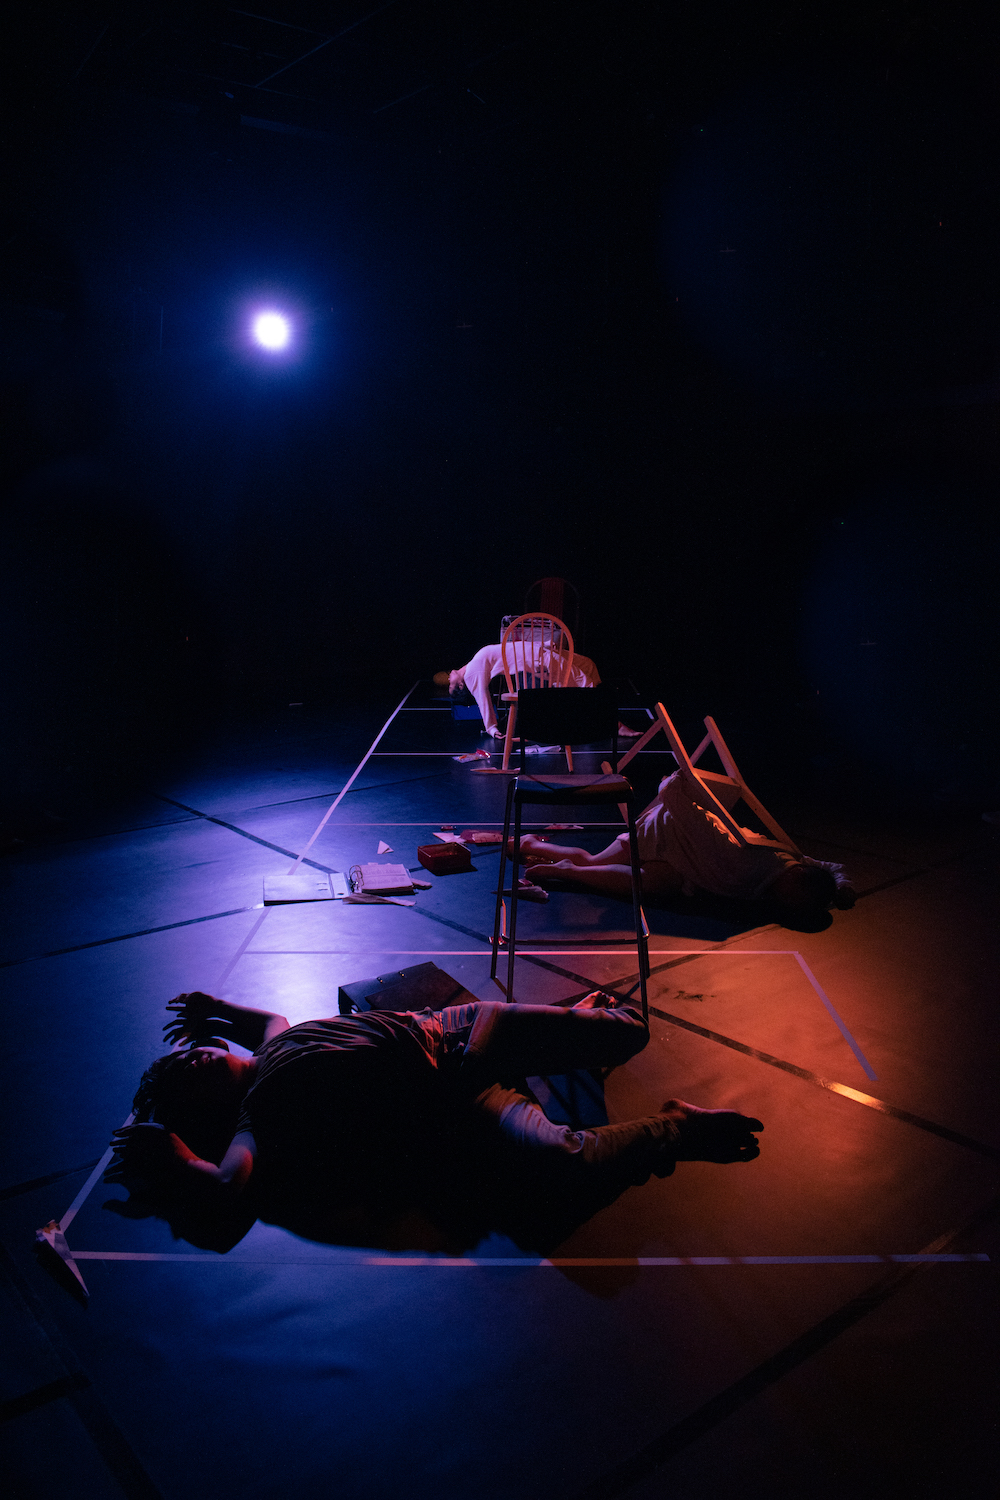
[510,767,856,921]
[109,991,763,1213]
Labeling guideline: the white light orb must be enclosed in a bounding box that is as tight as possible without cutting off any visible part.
[253,311,290,350]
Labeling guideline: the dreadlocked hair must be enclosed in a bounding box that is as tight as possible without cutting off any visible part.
[131,1050,242,1166]
[132,1053,190,1123]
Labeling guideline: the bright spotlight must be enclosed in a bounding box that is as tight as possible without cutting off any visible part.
[253,311,291,350]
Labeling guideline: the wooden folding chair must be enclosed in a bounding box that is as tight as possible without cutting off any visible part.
[610,702,802,854]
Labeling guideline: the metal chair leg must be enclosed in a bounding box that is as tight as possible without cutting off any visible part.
[491,778,516,981]
[506,794,523,1002]
[625,804,649,1021]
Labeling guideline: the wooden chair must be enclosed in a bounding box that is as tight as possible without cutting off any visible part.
[491,686,649,1016]
[612,702,801,853]
[499,613,576,771]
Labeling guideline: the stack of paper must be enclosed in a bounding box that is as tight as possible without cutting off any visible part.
[355,863,414,894]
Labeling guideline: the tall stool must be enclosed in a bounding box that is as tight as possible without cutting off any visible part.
[490,686,649,1017]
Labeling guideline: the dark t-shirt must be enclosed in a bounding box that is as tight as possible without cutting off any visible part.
[235,1011,442,1158]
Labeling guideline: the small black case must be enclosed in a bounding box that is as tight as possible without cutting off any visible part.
[337,961,477,1015]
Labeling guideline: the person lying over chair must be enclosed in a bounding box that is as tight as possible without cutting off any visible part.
[433,646,637,741]
[434,639,600,738]
[109,992,763,1221]
[510,767,856,921]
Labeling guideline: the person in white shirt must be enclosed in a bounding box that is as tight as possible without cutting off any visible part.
[436,640,602,737]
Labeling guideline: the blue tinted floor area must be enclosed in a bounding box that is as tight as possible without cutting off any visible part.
[2,688,998,1499]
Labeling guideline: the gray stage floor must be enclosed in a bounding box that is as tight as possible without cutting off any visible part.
[2,686,998,1499]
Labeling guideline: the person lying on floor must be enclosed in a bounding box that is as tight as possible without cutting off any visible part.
[510,767,856,920]
[433,638,603,739]
[109,992,763,1214]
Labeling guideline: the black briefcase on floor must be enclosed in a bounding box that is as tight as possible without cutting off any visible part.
[337,961,478,1015]
[336,964,607,1128]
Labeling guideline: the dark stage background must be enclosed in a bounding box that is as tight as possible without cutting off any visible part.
[3,0,1000,830]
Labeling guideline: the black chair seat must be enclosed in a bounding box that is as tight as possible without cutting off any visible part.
[513,773,632,801]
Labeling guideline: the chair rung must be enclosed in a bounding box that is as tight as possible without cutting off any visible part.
[513,788,633,806]
[518,774,628,786]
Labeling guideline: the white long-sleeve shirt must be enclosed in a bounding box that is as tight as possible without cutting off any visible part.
[460,643,600,732]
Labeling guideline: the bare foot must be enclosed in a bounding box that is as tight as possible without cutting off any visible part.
[505,834,553,865]
[570,990,618,1010]
[547,989,625,1011]
[525,860,576,886]
[659,1100,763,1164]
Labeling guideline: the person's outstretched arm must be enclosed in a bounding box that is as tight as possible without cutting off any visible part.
[461,645,504,733]
[163,992,289,1052]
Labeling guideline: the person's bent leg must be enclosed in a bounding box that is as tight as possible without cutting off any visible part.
[434,1004,764,1189]
[472,1081,680,1187]
[473,1085,764,1188]
[509,834,629,867]
[529,860,634,896]
[531,858,683,899]
[454,998,648,1082]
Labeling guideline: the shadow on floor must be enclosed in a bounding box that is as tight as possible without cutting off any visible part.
[96,1105,666,1278]
[551,879,834,939]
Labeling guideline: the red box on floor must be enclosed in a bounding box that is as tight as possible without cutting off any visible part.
[417,842,474,875]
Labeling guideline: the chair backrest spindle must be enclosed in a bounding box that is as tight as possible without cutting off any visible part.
[500,613,575,698]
